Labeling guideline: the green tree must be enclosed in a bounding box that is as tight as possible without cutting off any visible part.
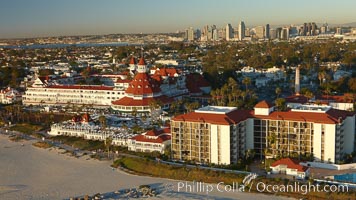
[304,91,314,103]
[275,98,287,111]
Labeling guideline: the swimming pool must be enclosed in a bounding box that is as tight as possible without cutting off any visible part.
[333,173,356,183]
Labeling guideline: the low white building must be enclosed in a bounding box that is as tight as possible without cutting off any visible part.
[0,87,21,104]
[270,158,310,179]
[128,128,171,153]
[48,114,136,147]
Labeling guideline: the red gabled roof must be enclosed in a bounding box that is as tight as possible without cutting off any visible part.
[255,100,274,108]
[131,134,171,144]
[144,127,171,137]
[154,67,178,77]
[172,110,253,125]
[111,95,173,106]
[47,85,114,90]
[116,78,131,83]
[151,75,162,82]
[185,73,210,94]
[317,94,355,103]
[253,108,355,124]
[285,95,308,104]
[271,158,308,172]
[145,129,162,137]
[186,74,210,87]
[81,113,91,122]
[125,73,161,95]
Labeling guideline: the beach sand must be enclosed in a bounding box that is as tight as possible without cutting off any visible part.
[0,134,293,200]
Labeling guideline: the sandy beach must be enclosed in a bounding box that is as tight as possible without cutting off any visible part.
[0,134,293,200]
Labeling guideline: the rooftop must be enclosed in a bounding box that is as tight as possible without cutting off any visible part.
[291,105,331,113]
[255,100,274,108]
[195,106,237,114]
[271,158,308,172]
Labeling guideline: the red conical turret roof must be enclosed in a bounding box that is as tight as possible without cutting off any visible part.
[138,57,146,65]
[129,57,136,65]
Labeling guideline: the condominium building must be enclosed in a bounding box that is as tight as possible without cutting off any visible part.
[171,106,252,165]
[171,101,355,165]
[253,101,355,164]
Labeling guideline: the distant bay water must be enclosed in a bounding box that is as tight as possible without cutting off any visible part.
[0,42,139,49]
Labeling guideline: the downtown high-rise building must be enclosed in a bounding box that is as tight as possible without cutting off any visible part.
[281,27,289,40]
[265,24,270,39]
[238,21,245,41]
[185,27,195,41]
[255,26,264,39]
[225,23,233,41]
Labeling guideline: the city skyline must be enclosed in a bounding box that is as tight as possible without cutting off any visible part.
[1,0,356,39]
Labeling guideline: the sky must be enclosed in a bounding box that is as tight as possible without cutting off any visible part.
[0,0,356,39]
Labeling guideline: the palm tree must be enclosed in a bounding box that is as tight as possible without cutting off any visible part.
[304,91,314,103]
[149,99,162,122]
[98,115,107,130]
[104,136,113,159]
[242,77,251,92]
[318,71,325,85]
[275,87,281,98]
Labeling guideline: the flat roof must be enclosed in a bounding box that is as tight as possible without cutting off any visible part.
[291,105,331,113]
[195,106,237,114]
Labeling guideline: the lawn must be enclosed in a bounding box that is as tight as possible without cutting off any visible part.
[32,141,53,149]
[9,123,43,135]
[113,156,356,200]
[113,156,245,185]
[52,135,105,151]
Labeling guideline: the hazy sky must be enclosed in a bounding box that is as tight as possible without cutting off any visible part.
[1,0,356,38]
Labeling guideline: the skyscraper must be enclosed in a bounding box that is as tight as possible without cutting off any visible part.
[226,23,233,41]
[187,27,195,41]
[238,21,245,41]
[281,27,289,40]
[265,24,270,39]
[255,26,264,39]
[311,22,317,36]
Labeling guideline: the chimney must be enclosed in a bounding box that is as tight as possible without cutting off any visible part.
[295,66,300,95]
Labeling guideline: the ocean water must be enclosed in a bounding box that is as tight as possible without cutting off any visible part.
[0,42,135,49]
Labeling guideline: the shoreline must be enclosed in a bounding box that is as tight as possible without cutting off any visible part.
[0,133,293,200]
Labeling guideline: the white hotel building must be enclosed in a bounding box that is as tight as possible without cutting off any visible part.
[171,101,355,165]
[22,77,126,106]
[22,57,192,110]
